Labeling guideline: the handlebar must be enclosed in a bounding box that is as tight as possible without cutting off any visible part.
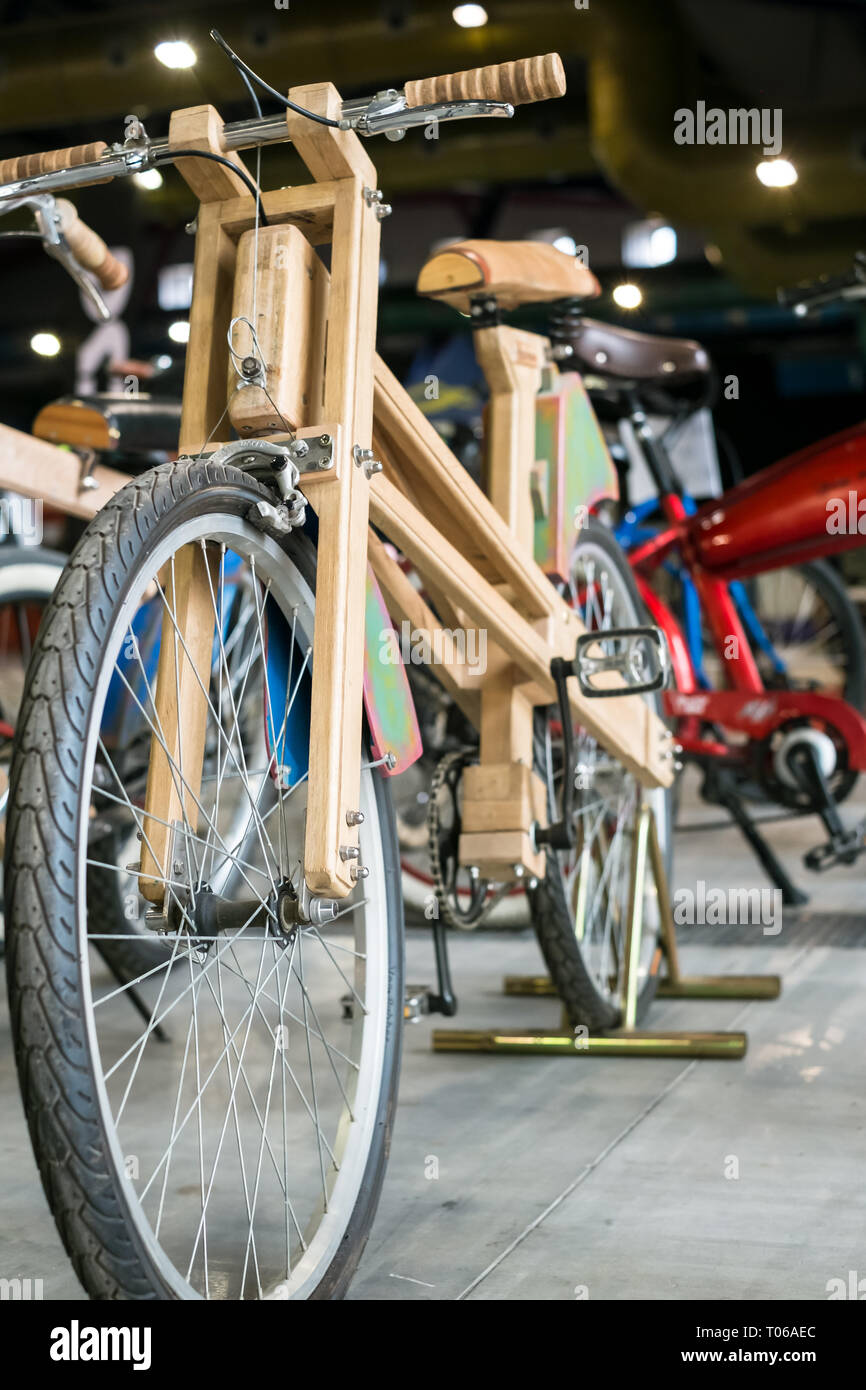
[0,45,564,318]
[0,50,566,204]
[404,53,565,109]
[778,254,866,313]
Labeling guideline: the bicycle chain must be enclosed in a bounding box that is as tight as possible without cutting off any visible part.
[426,747,509,930]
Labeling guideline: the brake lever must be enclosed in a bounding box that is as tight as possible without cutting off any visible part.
[27,194,111,321]
[0,192,111,320]
[44,235,111,321]
[341,91,513,140]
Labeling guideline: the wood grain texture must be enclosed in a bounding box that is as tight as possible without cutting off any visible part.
[32,401,112,451]
[373,354,557,619]
[404,53,566,108]
[416,238,600,312]
[217,183,339,247]
[457,829,546,882]
[168,105,256,202]
[228,224,328,436]
[475,325,546,552]
[285,83,377,184]
[368,472,672,789]
[461,762,547,834]
[139,544,219,905]
[0,423,130,517]
[178,203,238,454]
[286,96,381,895]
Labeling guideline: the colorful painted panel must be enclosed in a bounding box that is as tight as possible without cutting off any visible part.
[363,565,423,777]
[533,370,619,582]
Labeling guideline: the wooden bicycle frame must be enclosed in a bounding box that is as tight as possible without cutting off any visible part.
[135,90,673,902]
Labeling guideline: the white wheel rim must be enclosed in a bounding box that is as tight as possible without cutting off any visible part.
[75,513,390,1299]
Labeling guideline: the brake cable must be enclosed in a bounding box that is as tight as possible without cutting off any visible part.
[210,29,341,129]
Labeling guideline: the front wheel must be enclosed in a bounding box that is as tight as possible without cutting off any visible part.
[5,460,403,1300]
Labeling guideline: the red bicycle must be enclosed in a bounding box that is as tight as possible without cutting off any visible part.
[564,258,866,901]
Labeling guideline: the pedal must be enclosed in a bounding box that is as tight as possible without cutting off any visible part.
[404,986,434,1024]
[804,823,866,872]
[342,986,437,1024]
[574,625,670,698]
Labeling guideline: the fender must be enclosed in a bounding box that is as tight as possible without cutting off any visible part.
[363,565,423,776]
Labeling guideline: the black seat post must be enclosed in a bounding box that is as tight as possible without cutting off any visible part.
[623,387,682,499]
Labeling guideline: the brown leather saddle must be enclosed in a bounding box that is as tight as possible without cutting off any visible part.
[563,318,710,385]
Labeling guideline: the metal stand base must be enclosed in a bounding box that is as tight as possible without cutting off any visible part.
[431,803,781,1062]
[432,1027,748,1058]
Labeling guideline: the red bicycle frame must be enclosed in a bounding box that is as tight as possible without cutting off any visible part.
[628,419,866,771]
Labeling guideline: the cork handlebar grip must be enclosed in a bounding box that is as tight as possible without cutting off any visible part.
[404,53,566,108]
[55,200,128,291]
[0,141,109,186]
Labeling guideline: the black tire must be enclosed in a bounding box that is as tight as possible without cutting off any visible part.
[5,459,403,1300]
[527,518,673,1030]
[0,543,175,982]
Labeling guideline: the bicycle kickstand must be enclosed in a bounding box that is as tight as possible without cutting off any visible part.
[700,766,809,907]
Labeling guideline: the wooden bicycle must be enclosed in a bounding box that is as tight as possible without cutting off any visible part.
[1,41,678,1299]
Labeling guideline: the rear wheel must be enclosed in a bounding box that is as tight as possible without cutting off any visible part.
[6,460,403,1300]
[528,518,673,1029]
[702,559,864,805]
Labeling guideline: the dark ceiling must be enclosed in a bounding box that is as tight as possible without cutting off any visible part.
[0,0,864,464]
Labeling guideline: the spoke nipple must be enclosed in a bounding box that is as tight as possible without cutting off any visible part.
[351,865,370,881]
[469,865,480,880]
[346,809,365,826]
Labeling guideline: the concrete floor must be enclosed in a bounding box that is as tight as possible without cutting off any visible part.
[2,769,865,1300]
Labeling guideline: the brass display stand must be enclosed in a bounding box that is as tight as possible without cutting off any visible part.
[432,803,781,1060]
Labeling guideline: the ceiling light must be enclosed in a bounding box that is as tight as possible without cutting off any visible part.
[154,40,197,69]
[159,264,194,311]
[452,4,488,27]
[756,158,797,188]
[30,332,61,357]
[612,283,642,310]
[133,169,163,190]
[168,320,190,344]
[623,219,677,268]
